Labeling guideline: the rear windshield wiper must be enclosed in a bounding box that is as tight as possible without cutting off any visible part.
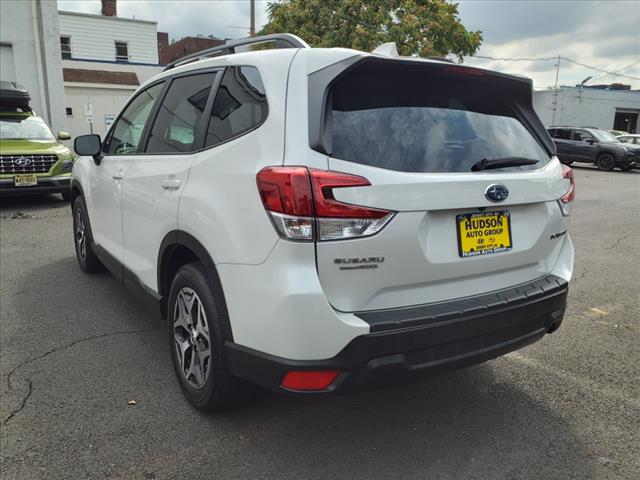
[471,157,540,171]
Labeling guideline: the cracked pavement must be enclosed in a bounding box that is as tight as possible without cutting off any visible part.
[1,166,639,479]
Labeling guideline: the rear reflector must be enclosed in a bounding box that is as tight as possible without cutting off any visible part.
[257,167,395,241]
[281,370,340,391]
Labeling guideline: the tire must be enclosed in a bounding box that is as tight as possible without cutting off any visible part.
[72,196,103,273]
[596,153,615,171]
[560,159,573,166]
[620,165,633,171]
[168,262,255,411]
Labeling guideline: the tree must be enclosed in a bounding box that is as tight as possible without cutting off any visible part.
[259,0,482,60]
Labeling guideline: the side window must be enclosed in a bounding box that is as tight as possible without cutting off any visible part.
[573,130,593,142]
[554,128,571,140]
[204,66,268,147]
[145,72,216,153]
[548,129,556,138]
[108,82,164,155]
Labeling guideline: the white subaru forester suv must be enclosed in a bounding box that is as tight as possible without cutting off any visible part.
[71,34,574,411]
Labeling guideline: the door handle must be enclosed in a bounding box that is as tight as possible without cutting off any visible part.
[161,178,182,190]
[112,169,123,180]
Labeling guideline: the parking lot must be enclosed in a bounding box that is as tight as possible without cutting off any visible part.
[0,166,638,480]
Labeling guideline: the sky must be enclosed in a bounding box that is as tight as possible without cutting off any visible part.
[56,0,640,90]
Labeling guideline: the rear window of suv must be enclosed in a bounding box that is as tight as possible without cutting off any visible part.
[330,62,550,173]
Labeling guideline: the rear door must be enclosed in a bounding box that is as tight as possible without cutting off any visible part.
[551,128,575,162]
[121,70,219,291]
[309,59,570,312]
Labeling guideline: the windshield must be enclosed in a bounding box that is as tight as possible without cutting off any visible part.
[0,116,56,141]
[590,129,620,143]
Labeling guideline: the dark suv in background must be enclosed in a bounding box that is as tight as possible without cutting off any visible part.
[547,126,640,171]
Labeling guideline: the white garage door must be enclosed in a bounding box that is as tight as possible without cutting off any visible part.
[0,44,17,82]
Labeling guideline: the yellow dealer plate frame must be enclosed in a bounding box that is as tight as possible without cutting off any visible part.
[14,174,38,187]
[456,210,512,258]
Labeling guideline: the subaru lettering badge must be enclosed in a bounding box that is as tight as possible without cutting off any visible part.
[14,157,33,167]
[485,184,509,202]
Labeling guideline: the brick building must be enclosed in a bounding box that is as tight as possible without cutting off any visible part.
[159,36,225,66]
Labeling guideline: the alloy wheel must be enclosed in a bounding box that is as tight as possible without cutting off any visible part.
[598,155,615,171]
[173,287,211,389]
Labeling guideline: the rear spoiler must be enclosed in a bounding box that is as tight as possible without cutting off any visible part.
[308,56,556,157]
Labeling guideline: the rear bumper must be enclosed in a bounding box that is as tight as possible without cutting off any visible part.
[0,175,70,196]
[226,274,568,395]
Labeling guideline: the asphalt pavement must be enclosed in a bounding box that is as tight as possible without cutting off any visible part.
[1,165,639,480]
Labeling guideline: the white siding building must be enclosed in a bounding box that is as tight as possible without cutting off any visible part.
[58,11,159,65]
[59,2,163,137]
[0,0,67,134]
[534,86,640,133]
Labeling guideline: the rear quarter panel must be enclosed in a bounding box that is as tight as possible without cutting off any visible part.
[178,50,297,265]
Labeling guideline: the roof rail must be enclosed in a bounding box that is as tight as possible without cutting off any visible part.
[164,33,310,71]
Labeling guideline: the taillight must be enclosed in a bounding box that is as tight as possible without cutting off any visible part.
[558,164,575,216]
[257,167,395,241]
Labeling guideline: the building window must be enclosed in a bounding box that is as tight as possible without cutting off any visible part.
[65,107,73,117]
[60,36,71,59]
[115,41,129,62]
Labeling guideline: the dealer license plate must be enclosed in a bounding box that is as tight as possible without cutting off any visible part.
[456,211,512,258]
[14,174,38,187]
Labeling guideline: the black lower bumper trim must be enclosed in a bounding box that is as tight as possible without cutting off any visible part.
[226,275,568,395]
[357,274,567,332]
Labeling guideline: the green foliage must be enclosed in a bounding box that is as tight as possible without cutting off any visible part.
[259,0,482,60]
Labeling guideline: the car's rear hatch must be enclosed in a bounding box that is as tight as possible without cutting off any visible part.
[307,56,570,312]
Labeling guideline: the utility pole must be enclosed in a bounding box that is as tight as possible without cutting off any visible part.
[551,55,561,125]
[250,0,255,36]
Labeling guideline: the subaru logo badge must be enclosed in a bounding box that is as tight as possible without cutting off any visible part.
[14,157,33,167]
[485,184,509,202]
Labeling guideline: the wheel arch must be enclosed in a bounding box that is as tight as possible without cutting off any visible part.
[69,179,84,210]
[158,231,234,340]
[596,149,617,160]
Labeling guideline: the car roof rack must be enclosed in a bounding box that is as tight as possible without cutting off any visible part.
[164,33,310,71]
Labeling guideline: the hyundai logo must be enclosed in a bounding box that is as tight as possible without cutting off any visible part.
[13,157,33,167]
[485,184,509,202]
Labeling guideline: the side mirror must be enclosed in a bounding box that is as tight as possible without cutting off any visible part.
[57,131,71,140]
[586,139,595,145]
[74,134,103,165]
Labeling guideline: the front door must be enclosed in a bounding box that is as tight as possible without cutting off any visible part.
[88,81,166,265]
[572,129,597,163]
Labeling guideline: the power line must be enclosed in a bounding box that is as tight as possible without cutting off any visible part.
[590,60,640,83]
[560,57,640,80]
[468,55,640,81]
[471,55,557,62]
